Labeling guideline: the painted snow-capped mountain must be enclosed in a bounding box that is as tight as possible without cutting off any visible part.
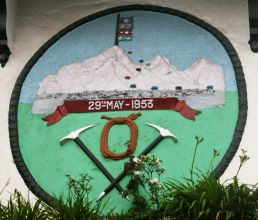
[32,45,225,114]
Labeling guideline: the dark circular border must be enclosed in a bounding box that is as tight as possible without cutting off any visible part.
[8,4,247,206]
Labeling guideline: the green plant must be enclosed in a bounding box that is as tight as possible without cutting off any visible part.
[0,175,106,220]
[46,174,103,220]
[1,139,258,220]
[161,140,258,220]
[122,154,166,218]
[0,179,10,196]
[0,190,48,220]
[190,136,204,181]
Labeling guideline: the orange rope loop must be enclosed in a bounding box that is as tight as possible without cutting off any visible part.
[100,112,141,160]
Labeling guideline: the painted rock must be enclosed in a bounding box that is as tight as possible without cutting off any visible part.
[151,85,158,90]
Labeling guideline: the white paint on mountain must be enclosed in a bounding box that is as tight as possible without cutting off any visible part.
[33,45,225,113]
[38,45,224,93]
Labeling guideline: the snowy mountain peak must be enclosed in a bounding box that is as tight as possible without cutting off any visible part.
[33,46,225,113]
[37,46,224,95]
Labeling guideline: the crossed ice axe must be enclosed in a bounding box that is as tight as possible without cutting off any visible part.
[60,123,177,201]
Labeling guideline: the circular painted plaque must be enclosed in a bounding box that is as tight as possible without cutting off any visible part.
[9,5,247,213]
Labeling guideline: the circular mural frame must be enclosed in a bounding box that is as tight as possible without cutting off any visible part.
[9,4,247,207]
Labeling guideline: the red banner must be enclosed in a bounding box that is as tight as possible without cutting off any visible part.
[42,97,201,126]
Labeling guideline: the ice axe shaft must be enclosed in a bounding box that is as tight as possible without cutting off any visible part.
[97,123,177,201]
[74,138,123,188]
[60,125,126,198]
[97,136,162,201]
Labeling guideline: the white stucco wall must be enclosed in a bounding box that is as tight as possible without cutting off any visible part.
[5,0,18,47]
[0,0,258,201]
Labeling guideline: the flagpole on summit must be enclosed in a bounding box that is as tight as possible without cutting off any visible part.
[114,13,120,46]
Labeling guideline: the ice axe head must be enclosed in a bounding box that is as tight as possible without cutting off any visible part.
[146,123,177,142]
[60,125,95,145]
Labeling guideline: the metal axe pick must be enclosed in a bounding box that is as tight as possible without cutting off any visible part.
[60,125,128,199]
[97,123,177,201]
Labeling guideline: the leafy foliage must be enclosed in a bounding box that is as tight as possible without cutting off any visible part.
[162,175,258,220]
[161,143,258,220]
[0,190,48,220]
[46,174,102,220]
[122,154,166,218]
[1,139,258,220]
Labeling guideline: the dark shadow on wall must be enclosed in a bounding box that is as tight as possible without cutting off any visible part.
[249,0,258,52]
[0,0,11,67]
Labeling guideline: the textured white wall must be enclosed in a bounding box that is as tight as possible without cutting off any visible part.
[0,0,258,201]
[5,0,18,47]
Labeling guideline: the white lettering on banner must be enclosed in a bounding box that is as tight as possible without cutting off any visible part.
[131,99,154,109]
[88,101,94,110]
[118,100,124,109]
[113,101,120,109]
[87,99,154,111]
[106,101,113,110]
